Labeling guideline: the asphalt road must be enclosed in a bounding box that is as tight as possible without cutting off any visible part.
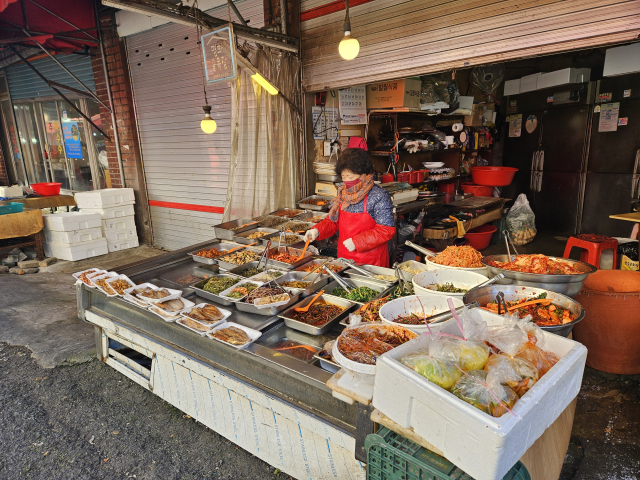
[0,342,283,480]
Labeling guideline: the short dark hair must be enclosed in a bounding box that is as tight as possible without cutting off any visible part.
[336,148,374,177]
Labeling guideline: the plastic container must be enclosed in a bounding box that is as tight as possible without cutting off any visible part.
[464,224,497,250]
[461,182,494,197]
[366,427,531,480]
[45,226,103,245]
[0,202,24,215]
[398,172,411,183]
[372,309,587,480]
[44,237,108,261]
[0,185,24,198]
[30,182,61,196]
[378,294,462,333]
[74,188,135,207]
[470,166,518,187]
[381,173,394,183]
[438,181,455,193]
[410,170,425,184]
[43,212,102,232]
[425,257,489,277]
[412,270,488,299]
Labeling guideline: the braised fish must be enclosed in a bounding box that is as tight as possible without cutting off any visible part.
[212,326,251,346]
[156,298,185,312]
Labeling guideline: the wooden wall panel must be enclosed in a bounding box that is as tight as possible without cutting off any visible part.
[301,0,640,91]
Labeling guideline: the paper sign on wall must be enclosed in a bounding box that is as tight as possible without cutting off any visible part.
[62,121,83,159]
[508,114,522,137]
[598,103,620,132]
[312,106,339,140]
[338,86,367,124]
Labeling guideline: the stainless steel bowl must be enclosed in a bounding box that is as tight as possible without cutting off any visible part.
[462,284,586,337]
[481,255,596,298]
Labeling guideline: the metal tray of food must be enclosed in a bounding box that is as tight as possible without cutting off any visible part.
[274,271,330,297]
[216,246,266,271]
[213,219,258,241]
[226,261,283,279]
[297,195,333,211]
[296,211,328,224]
[252,215,288,229]
[313,354,340,373]
[187,242,239,265]
[262,233,304,246]
[233,228,279,245]
[278,295,356,335]
[322,277,393,305]
[264,246,315,270]
[293,257,350,274]
[191,275,241,306]
[268,208,305,219]
[235,290,300,316]
[342,264,398,285]
[278,220,315,233]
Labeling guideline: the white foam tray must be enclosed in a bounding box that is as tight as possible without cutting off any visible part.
[80,204,135,219]
[107,236,139,252]
[105,274,136,297]
[45,226,103,245]
[44,237,108,261]
[372,310,587,480]
[182,303,232,328]
[102,215,136,232]
[91,272,119,297]
[176,317,216,336]
[74,188,135,208]
[148,298,196,322]
[206,322,262,350]
[72,268,106,288]
[43,212,102,232]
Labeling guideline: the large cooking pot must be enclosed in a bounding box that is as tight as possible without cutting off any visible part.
[463,284,586,337]
[481,255,596,297]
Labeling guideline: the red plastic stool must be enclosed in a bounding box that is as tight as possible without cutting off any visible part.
[563,234,618,269]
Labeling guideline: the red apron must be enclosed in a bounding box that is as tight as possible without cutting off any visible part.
[337,195,390,267]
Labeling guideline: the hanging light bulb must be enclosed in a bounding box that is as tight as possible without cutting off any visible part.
[339,0,359,60]
[201,105,217,134]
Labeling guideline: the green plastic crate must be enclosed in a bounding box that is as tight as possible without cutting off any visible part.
[365,427,531,480]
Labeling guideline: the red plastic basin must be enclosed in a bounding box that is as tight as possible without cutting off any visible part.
[464,224,497,250]
[461,183,494,197]
[470,166,518,186]
[31,182,61,196]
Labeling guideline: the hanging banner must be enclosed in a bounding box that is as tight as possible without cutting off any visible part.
[201,26,236,84]
[339,86,367,124]
[62,121,83,159]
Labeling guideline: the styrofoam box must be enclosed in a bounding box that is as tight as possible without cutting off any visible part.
[44,237,108,261]
[503,79,520,96]
[80,204,135,220]
[603,43,640,77]
[105,226,137,243]
[45,226,103,245]
[372,310,587,480]
[107,236,139,253]
[102,215,136,232]
[43,212,102,232]
[519,73,543,93]
[0,185,24,198]
[74,188,135,208]
[537,68,591,90]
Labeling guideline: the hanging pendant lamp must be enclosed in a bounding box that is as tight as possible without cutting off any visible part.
[339,0,359,60]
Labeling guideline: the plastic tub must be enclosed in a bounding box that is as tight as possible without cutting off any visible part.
[438,181,455,193]
[378,294,461,333]
[0,202,24,215]
[470,167,518,186]
[30,182,61,196]
[461,183,494,197]
[464,224,497,250]
[412,270,488,299]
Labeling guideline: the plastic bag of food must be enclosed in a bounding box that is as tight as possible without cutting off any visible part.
[451,370,518,417]
[458,306,489,343]
[484,354,539,397]
[485,322,528,357]
[401,348,462,391]
[506,194,537,246]
[420,74,459,112]
[429,335,490,371]
[471,64,505,95]
[516,334,559,376]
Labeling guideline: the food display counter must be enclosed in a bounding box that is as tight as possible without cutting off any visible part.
[77,239,370,480]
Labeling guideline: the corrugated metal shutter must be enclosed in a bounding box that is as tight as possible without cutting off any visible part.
[6,54,96,100]
[301,0,640,91]
[126,0,264,250]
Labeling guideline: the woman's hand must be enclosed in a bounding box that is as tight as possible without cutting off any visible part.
[343,238,356,252]
[304,229,319,242]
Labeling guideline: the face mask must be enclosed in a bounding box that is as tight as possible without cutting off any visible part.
[343,178,361,188]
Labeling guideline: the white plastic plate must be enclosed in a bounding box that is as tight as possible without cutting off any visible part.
[206,322,261,350]
[181,303,231,328]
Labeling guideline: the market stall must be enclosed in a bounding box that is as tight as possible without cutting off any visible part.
[76,207,595,480]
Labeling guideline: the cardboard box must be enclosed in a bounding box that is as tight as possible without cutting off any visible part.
[537,68,591,90]
[464,112,483,126]
[504,79,520,96]
[519,73,543,93]
[366,78,422,109]
[604,43,640,77]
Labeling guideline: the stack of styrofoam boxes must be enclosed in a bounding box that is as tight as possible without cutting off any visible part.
[43,212,108,261]
[75,188,139,253]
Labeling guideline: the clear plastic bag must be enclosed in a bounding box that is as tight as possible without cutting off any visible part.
[484,354,539,397]
[458,306,489,343]
[430,335,490,371]
[451,370,518,417]
[515,334,559,376]
[420,74,459,111]
[471,64,505,94]
[484,322,528,357]
[506,193,537,245]
[401,347,462,391]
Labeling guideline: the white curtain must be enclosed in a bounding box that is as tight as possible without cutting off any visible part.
[223,47,301,221]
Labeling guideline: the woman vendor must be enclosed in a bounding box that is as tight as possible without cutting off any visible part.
[304,148,396,267]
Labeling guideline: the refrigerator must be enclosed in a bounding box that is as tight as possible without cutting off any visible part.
[502,82,594,235]
[580,72,640,237]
